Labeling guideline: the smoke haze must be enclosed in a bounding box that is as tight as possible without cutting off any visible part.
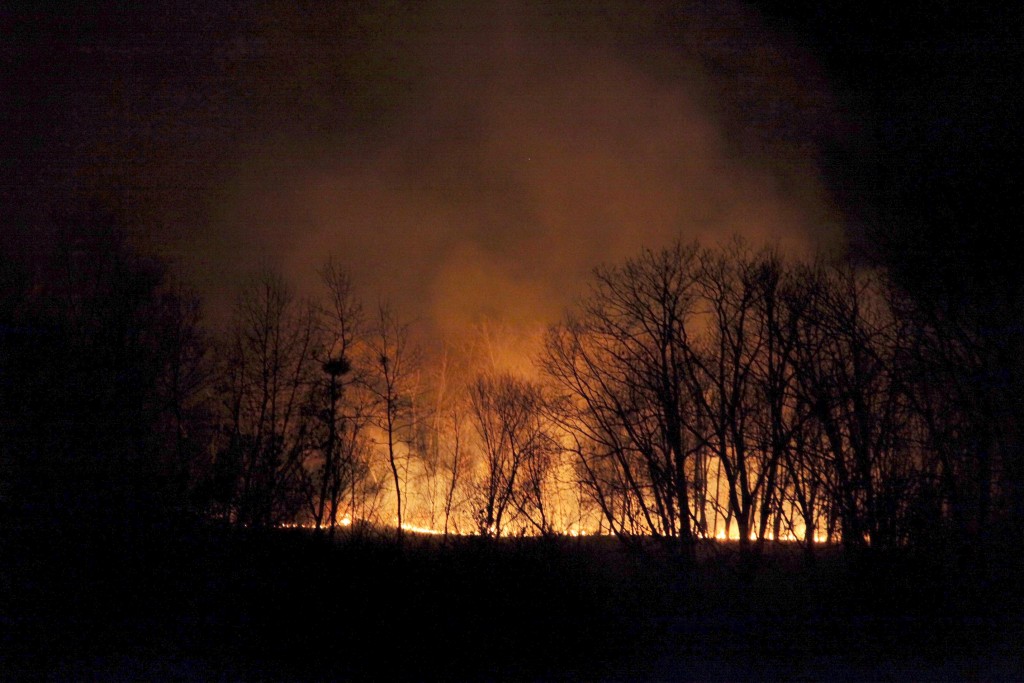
[13,1,850,353]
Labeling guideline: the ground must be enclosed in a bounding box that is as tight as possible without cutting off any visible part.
[3,521,1021,681]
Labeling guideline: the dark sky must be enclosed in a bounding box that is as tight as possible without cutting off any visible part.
[754,3,1021,256]
[4,1,1019,351]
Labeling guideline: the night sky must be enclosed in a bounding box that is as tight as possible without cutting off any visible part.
[3,1,1020,344]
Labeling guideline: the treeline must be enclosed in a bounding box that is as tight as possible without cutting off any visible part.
[2,216,1021,565]
[542,240,1018,558]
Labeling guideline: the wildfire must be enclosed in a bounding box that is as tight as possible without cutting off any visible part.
[276,517,832,543]
[400,522,444,535]
[712,526,827,543]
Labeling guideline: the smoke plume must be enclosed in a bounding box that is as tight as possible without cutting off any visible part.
[27,1,848,356]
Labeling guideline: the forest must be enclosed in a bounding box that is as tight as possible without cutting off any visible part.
[2,214,1022,679]
[7,219,1024,552]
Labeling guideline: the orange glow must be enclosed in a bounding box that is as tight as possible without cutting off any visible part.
[274,517,834,544]
[400,522,445,535]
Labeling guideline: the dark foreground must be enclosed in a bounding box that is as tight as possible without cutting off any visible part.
[3,520,1022,681]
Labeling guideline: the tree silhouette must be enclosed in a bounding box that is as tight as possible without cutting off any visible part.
[1,211,211,534]
[469,372,555,536]
[215,268,318,528]
[542,241,702,556]
[366,303,418,538]
[303,260,368,536]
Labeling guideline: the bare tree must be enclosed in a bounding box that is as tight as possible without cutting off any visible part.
[542,241,702,556]
[217,268,319,528]
[154,283,215,513]
[366,303,418,538]
[298,260,372,536]
[422,346,470,536]
[468,372,554,536]
[787,263,924,552]
[677,245,766,554]
[441,398,467,536]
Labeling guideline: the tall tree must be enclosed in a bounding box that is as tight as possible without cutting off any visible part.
[217,269,318,528]
[303,260,369,535]
[788,263,922,551]
[468,372,554,536]
[366,303,418,537]
[542,241,702,556]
